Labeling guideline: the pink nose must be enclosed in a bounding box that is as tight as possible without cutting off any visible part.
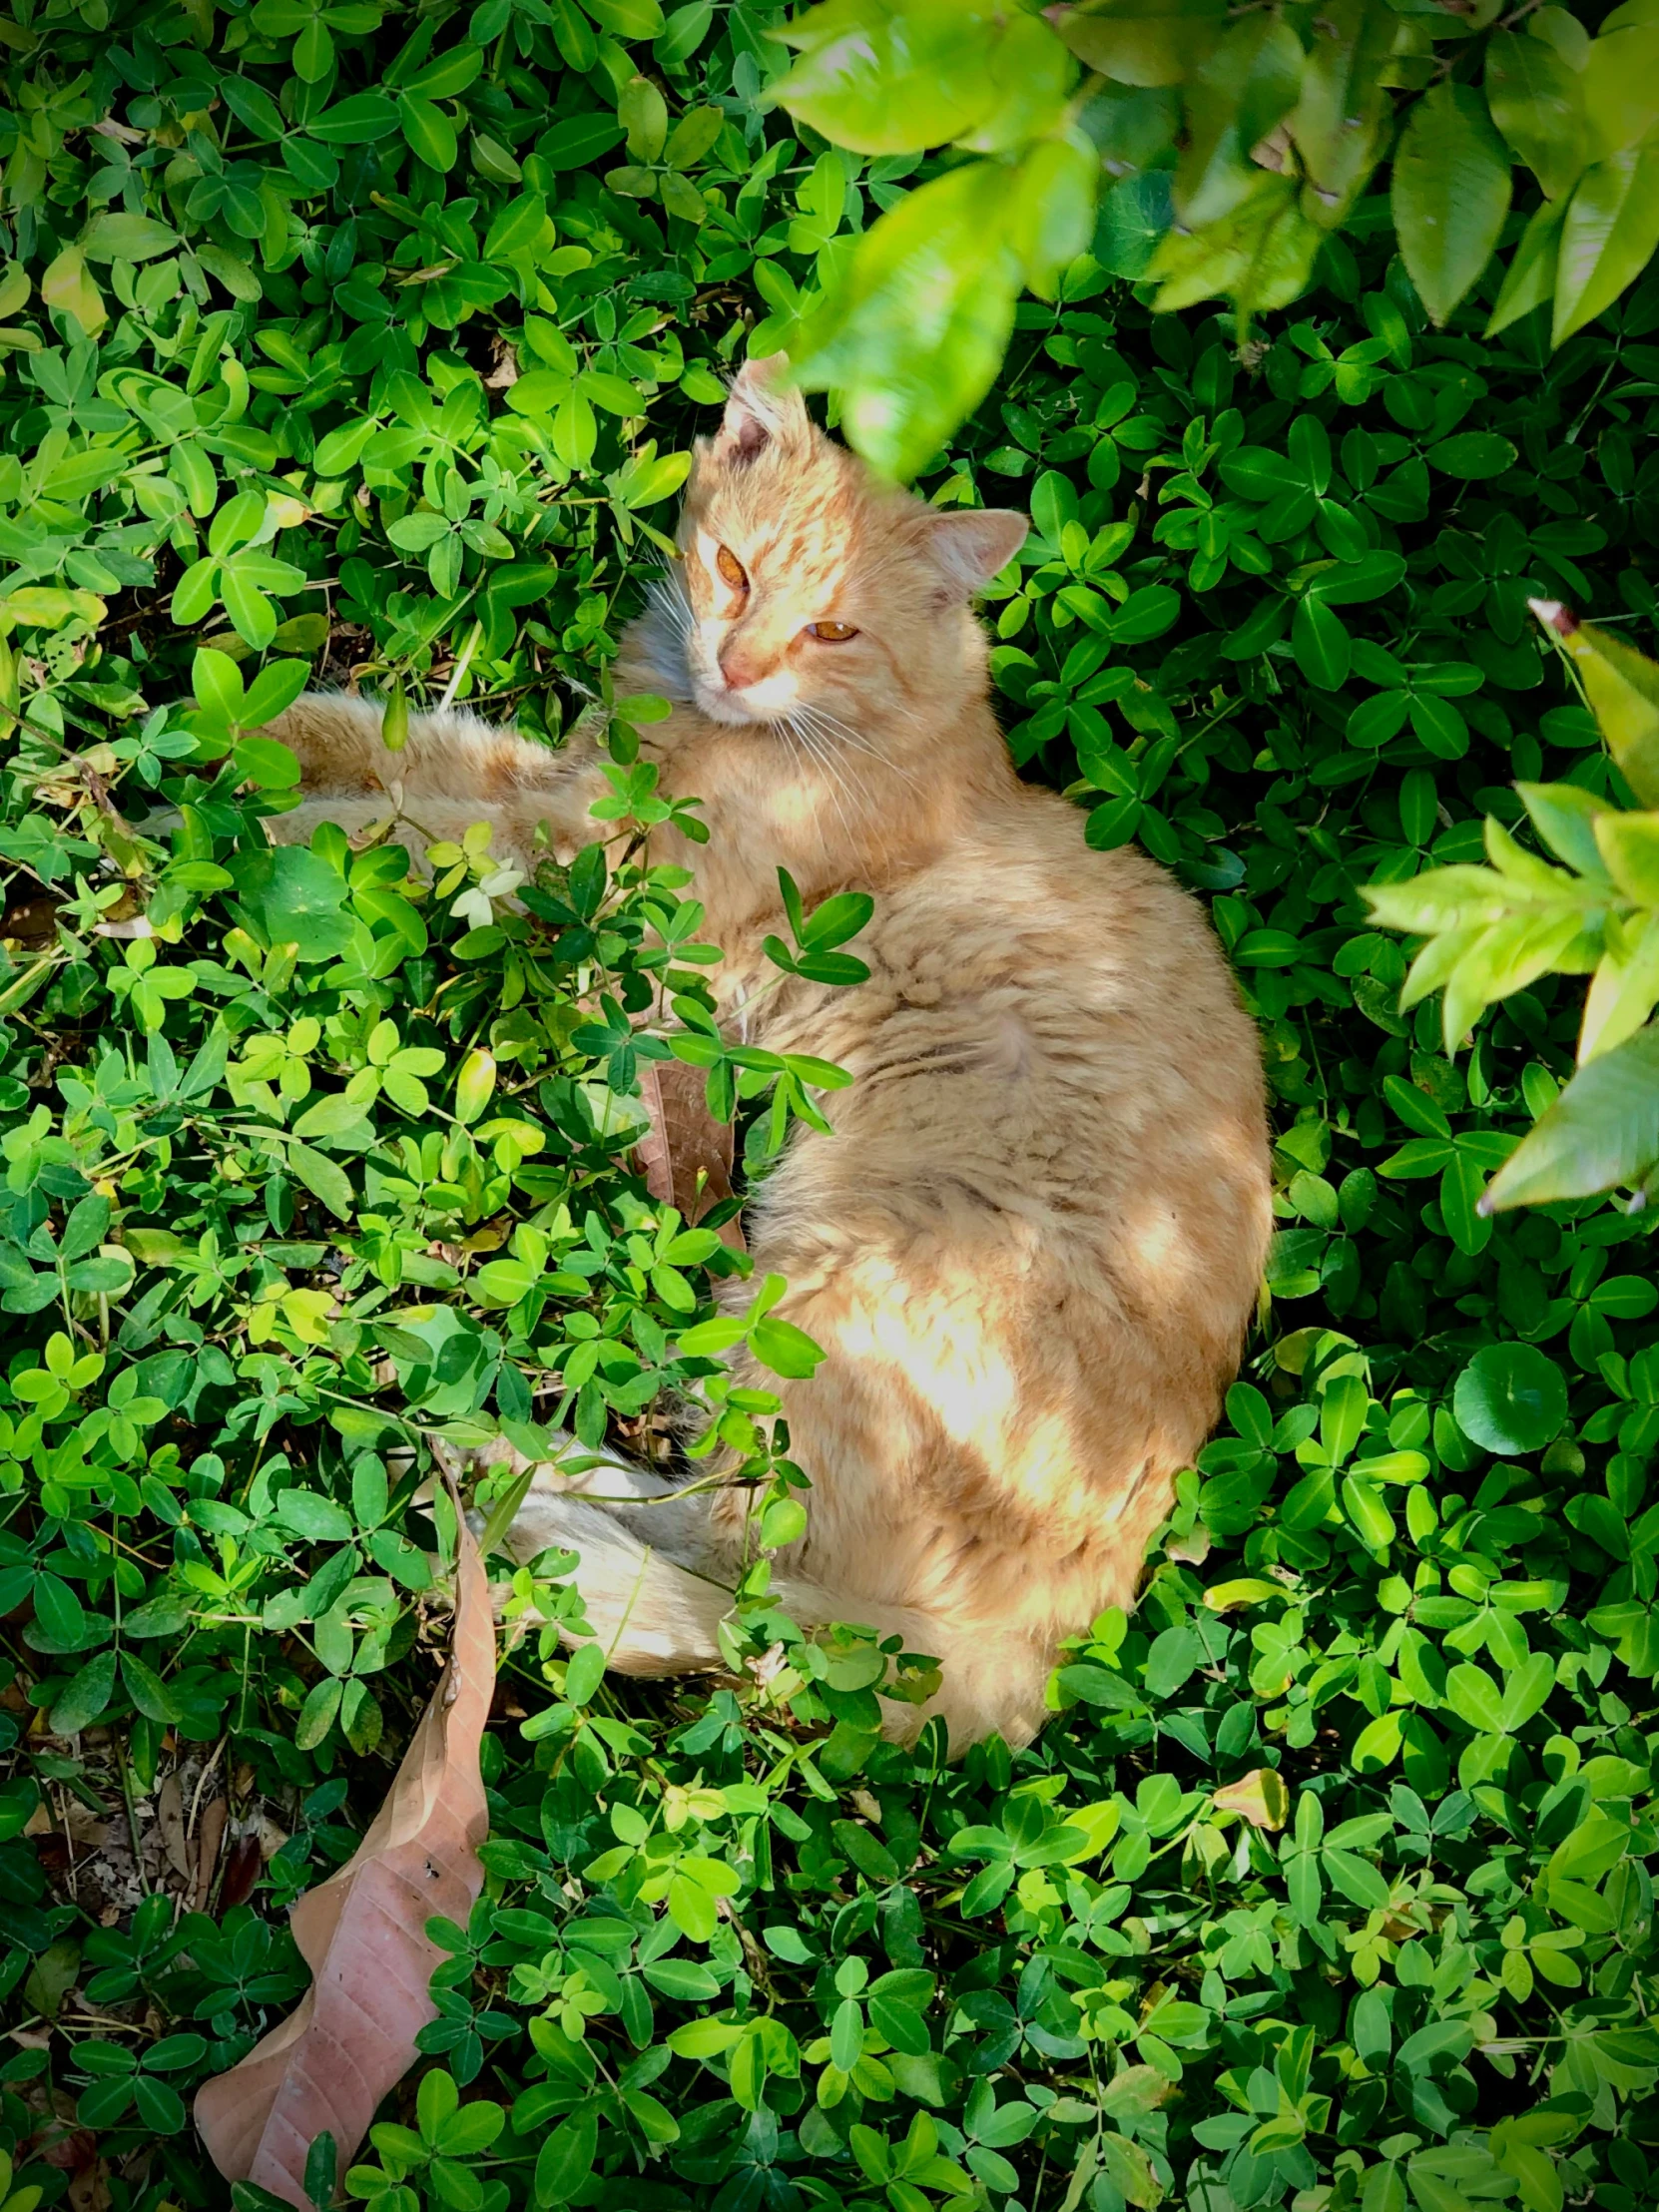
[720,647,772,690]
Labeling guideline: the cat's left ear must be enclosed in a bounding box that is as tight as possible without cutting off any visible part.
[709,353,811,467]
[923,510,1029,598]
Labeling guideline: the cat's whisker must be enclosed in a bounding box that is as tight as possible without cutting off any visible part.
[645,573,694,641]
[804,712,881,819]
[791,701,920,788]
[789,704,874,795]
[788,700,879,772]
[783,713,861,852]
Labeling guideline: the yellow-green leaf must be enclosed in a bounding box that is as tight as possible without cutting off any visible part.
[40,245,106,335]
[1391,83,1512,326]
[1486,197,1567,336]
[1552,144,1659,345]
[1532,599,1659,805]
[1052,0,1227,89]
[1211,1768,1290,1829]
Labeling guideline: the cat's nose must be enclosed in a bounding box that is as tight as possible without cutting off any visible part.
[719,644,773,691]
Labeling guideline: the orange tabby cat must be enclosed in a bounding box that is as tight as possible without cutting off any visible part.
[263,357,1272,1750]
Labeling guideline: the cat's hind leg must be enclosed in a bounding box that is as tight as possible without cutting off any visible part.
[501,1433,712,1569]
[476,1434,739,1672]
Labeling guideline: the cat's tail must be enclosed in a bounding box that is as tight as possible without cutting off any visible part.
[506,1489,1053,1753]
[256,693,576,804]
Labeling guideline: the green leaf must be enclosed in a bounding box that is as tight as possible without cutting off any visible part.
[1054,0,1227,87]
[221,568,277,650]
[1426,433,1517,480]
[40,245,106,335]
[1552,145,1659,345]
[1531,604,1659,807]
[1009,133,1099,298]
[50,1649,118,1736]
[232,843,352,960]
[1308,549,1406,605]
[288,1144,354,1221]
[585,0,663,32]
[1485,1020,1659,1209]
[455,1048,497,1125]
[1148,170,1321,318]
[1483,31,1588,200]
[1444,1662,1506,1736]
[664,106,723,170]
[305,92,400,143]
[1595,813,1659,904]
[1289,0,1392,221]
[1581,19,1659,159]
[294,1675,342,1750]
[1322,1845,1391,1910]
[1391,83,1513,326]
[1175,14,1305,231]
[1293,594,1351,690]
[399,93,458,172]
[793,160,1023,480]
[1093,168,1175,280]
[485,192,548,260]
[771,0,1070,157]
[82,213,180,263]
[1486,197,1567,336]
[536,114,626,169]
[1452,1343,1568,1453]
[1500,1650,1555,1731]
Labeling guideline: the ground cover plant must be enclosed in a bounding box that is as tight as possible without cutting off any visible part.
[0,7,1658,2212]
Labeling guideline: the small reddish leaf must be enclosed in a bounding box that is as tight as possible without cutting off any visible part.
[635,1058,745,1251]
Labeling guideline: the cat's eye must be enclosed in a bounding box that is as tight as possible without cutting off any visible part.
[807,621,858,642]
[715,544,748,592]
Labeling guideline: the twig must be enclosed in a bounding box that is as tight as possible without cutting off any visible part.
[114,1737,151,1898]
[186,1736,226,1840]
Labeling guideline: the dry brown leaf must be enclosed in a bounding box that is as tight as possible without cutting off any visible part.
[194,1497,493,2209]
[156,1776,189,1883]
[636,1057,745,1252]
[194,1797,228,1914]
[218,1829,263,1915]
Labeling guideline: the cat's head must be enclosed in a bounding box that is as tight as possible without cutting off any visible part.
[653,356,1026,742]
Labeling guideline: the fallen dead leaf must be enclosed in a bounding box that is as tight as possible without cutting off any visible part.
[194,1490,493,2210]
[25,1799,107,1848]
[156,1776,190,1883]
[482,334,519,389]
[218,1830,264,1914]
[194,1797,228,1914]
[67,2152,110,2212]
[636,1057,745,1252]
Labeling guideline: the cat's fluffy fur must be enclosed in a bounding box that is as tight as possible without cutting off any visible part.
[261,358,1272,1750]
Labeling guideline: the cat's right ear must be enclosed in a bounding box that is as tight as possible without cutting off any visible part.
[923,509,1029,598]
[707,353,810,467]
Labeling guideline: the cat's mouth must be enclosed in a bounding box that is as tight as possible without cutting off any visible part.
[693,674,795,728]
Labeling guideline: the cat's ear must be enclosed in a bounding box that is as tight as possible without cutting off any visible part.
[709,353,811,467]
[923,509,1029,598]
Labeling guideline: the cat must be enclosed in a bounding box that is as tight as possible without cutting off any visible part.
[259,355,1273,1752]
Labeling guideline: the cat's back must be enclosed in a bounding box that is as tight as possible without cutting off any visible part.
[792,780,1264,1136]
[754,781,1271,1480]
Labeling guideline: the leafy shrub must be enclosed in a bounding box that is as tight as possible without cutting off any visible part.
[770,0,1659,473]
[0,11,1658,2212]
